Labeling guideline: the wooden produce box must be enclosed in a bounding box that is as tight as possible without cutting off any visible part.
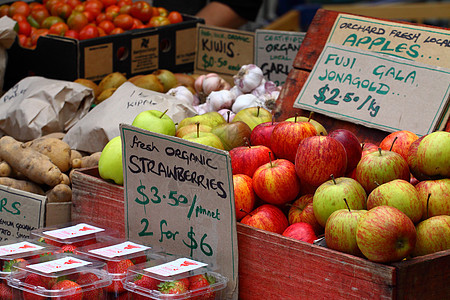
[274,9,450,145]
[71,167,450,300]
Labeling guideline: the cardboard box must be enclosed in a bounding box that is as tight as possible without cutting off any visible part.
[4,15,203,90]
[70,167,450,300]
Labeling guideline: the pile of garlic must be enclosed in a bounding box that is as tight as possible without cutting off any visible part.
[166,64,280,120]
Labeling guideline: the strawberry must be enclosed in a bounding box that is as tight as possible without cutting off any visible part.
[51,280,82,300]
[131,255,147,265]
[0,282,12,300]
[105,259,134,293]
[76,272,102,300]
[56,244,77,254]
[188,274,216,300]
[28,251,54,260]
[37,237,63,247]
[158,277,190,295]
[2,258,27,272]
[23,273,47,300]
[132,274,161,300]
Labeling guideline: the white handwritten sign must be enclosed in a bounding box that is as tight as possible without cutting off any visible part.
[294,44,450,136]
[0,185,46,242]
[121,124,238,299]
[255,29,305,86]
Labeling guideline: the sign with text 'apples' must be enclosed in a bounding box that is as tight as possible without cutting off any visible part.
[255,29,305,86]
[195,24,254,78]
[120,124,238,299]
[294,44,450,136]
[0,185,46,241]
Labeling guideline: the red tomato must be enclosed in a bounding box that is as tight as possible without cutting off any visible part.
[119,4,131,15]
[45,0,63,12]
[156,7,168,17]
[79,24,99,40]
[82,10,96,22]
[110,27,124,34]
[97,26,106,36]
[30,7,50,26]
[67,11,88,31]
[29,3,46,11]
[131,17,143,30]
[168,11,182,24]
[41,16,64,29]
[49,21,69,35]
[16,20,32,36]
[18,34,33,48]
[53,3,72,19]
[129,1,152,23]
[98,19,115,34]
[84,0,103,17]
[148,16,170,27]
[105,4,120,20]
[100,0,117,8]
[9,1,31,17]
[64,29,79,39]
[30,28,49,46]
[0,5,9,17]
[117,0,132,7]
[113,13,133,30]
[95,12,106,23]
[12,13,27,22]
[64,0,81,9]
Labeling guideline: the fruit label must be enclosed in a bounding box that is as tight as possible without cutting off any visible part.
[0,241,44,256]
[144,258,207,277]
[26,256,91,274]
[88,241,150,258]
[43,223,104,240]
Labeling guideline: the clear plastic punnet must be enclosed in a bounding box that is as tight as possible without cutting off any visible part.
[0,238,61,281]
[75,238,160,299]
[30,221,117,248]
[122,256,228,300]
[6,252,112,299]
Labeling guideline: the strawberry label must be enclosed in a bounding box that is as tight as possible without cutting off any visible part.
[26,256,91,274]
[144,258,207,277]
[43,223,104,240]
[88,241,150,258]
[0,241,44,256]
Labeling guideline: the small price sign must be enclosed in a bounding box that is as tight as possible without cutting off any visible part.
[121,124,238,299]
[294,44,450,136]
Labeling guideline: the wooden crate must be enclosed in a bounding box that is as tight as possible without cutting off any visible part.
[274,9,450,144]
[71,167,450,300]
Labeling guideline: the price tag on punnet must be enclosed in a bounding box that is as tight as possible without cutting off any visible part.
[119,123,238,299]
[294,43,450,136]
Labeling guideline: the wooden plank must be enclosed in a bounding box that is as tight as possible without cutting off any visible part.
[237,223,395,300]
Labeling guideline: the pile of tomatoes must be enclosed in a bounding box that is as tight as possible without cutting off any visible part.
[1,0,184,48]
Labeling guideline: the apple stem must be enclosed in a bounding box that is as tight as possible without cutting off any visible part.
[271,115,275,125]
[269,151,273,167]
[389,137,398,151]
[308,111,313,122]
[343,198,351,212]
[160,109,169,119]
[195,122,200,138]
[239,208,253,217]
[244,137,251,148]
[330,174,336,184]
[285,203,301,209]
[374,181,381,187]
[378,147,382,156]
[226,111,231,123]
[361,143,365,151]
[426,193,431,219]
[294,113,298,123]
[257,106,261,117]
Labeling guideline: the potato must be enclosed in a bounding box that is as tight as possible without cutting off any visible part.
[80,152,102,168]
[0,160,12,177]
[46,183,72,203]
[25,137,72,172]
[0,177,45,195]
[0,136,63,187]
[41,132,66,140]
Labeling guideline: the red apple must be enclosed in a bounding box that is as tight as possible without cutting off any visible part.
[282,222,317,244]
[356,205,417,263]
[379,130,418,161]
[411,215,450,257]
[240,204,289,234]
[270,121,317,163]
[229,144,273,177]
[367,179,423,224]
[288,194,323,235]
[325,207,367,256]
[406,136,431,181]
[328,128,362,174]
[355,148,410,194]
[250,120,279,149]
[361,142,378,157]
[415,178,450,220]
[233,174,256,221]
[252,159,300,205]
[295,136,347,188]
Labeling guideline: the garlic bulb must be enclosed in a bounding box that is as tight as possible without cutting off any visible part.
[206,90,235,112]
[194,103,210,115]
[258,90,280,112]
[233,64,264,93]
[194,73,231,102]
[232,94,259,113]
[166,86,196,106]
[229,85,243,99]
[251,80,278,98]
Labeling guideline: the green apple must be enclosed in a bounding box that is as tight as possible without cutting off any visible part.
[132,109,176,136]
[176,123,213,138]
[211,121,252,151]
[182,127,224,150]
[284,115,327,136]
[178,111,226,129]
[313,176,367,227]
[417,131,450,178]
[98,136,123,185]
[232,106,272,130]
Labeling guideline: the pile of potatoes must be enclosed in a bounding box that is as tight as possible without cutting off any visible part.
[0,134,101,203]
